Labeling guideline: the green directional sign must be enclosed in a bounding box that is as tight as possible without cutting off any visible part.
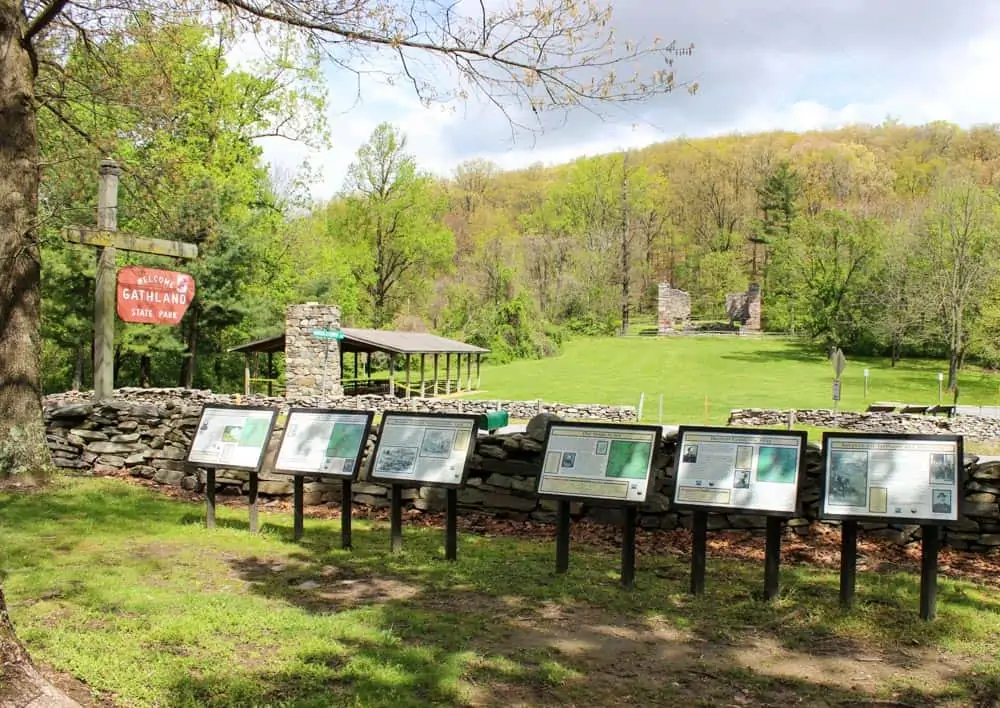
[312,329,344,340]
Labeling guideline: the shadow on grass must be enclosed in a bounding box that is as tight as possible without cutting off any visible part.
[5,478,1000,707]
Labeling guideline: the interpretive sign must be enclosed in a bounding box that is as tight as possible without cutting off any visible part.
[369,413,479,488]
[187,405,277,471]
[537,422,661,503]
[674,427,808,515]
[820,432,962,524]
[274,408,373,478]
[117,266,195,325]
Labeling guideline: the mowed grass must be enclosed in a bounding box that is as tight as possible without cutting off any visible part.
[468,336,1000,425]
[4,477,1000,706]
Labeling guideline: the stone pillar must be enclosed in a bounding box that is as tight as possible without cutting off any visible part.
[284,302,343,401]
[746,283,762,331]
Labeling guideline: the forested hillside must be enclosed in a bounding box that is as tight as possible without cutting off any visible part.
[37,18,1000,394]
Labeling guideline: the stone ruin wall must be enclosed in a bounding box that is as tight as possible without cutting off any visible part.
[657,283,691,334]
[284,302,343,399]
[725,283,762,330]
[38,389,1000,552]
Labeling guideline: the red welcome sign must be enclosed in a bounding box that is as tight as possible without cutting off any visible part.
[117,266,195,325]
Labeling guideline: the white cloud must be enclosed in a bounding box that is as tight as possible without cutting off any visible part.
[237,0,1000,202]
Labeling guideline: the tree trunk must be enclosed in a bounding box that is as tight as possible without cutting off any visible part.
[139,354,151,388]
[0,0,50,475]
[71,345,83,391]
[180,306,198,388]
[0,6,79,705]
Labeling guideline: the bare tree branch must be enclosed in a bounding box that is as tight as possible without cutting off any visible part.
[24,0,72,42]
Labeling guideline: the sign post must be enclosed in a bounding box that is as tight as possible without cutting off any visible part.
[820,431,963,620]
[673,426,808,601]
[368,412,480,559]
[272,408,374,544]
[66,159,199,401]
[831,348,847,424]
[312,329,345,399]
[185,405,279,532]
[537,421,662,588]
[863,368,870,399]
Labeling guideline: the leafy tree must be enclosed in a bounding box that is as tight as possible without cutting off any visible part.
[921,176,1000,389]
[340,123,455,328]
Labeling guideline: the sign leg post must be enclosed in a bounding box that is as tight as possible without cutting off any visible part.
[621,505,637,589]
[839,520,858,608]
[341,479,353,550]
[445,488,458,561]
[293,476,304,541]
[390,485,403,554]
[205,469,216,529]
[764,516,782,602]
[690,510,708,595]
[919,525,940,621]
[248,470,259,534]
[556,499,571,574]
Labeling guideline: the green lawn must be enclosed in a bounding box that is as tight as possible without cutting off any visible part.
[4,477,1000,706]
[468,336,1000,425]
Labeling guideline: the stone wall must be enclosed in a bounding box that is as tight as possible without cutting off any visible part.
[725,283,762,331]
[657,283,691,334]
[728,408,1000,441]
[45,388,637,424]
[285,302,342,399]
[39,392,1000,552]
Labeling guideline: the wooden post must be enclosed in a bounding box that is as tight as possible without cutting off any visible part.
[94,158,120,401]
[67,159,198,401]
[243,356,251,396]
[266,352,273,396]
[420,354,426,397]
[466,354,472,390]
[389,354,395,396]
[340,348,345,394]
[476,353,482,389]
[353,352,359,390]
[405,353,411,398]
[455,354,462,393]
[445,354,451,395]
[433,354,439,396]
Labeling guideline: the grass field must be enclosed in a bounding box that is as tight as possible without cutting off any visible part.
[468,336,1000,426]
[4,476,1000,707]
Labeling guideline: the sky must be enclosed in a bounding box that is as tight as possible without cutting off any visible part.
[237,0,1000,202]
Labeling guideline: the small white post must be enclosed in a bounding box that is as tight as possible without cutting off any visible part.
[637,393,645,422]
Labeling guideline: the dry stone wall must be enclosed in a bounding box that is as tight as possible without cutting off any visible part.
[729,408,1000,441]
[39,391,1000,552]
[47,388,637,424]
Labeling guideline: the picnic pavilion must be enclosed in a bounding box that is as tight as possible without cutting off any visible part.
[229,327,490,398]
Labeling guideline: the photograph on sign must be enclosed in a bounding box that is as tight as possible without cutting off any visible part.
[117,266,195,325]
[274,409,374,477]
[187,406,277,470]
[673,427,806,514]
[369,413,478,486]
[537,423,661,503]
[821,433,962,523]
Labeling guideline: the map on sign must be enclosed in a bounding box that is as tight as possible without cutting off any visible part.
[187,406,277,470]
[274,409,373,478]
[821,433,962,524]
[537,423,661,503]
[673,427,807,514]
[369,413,478,487]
